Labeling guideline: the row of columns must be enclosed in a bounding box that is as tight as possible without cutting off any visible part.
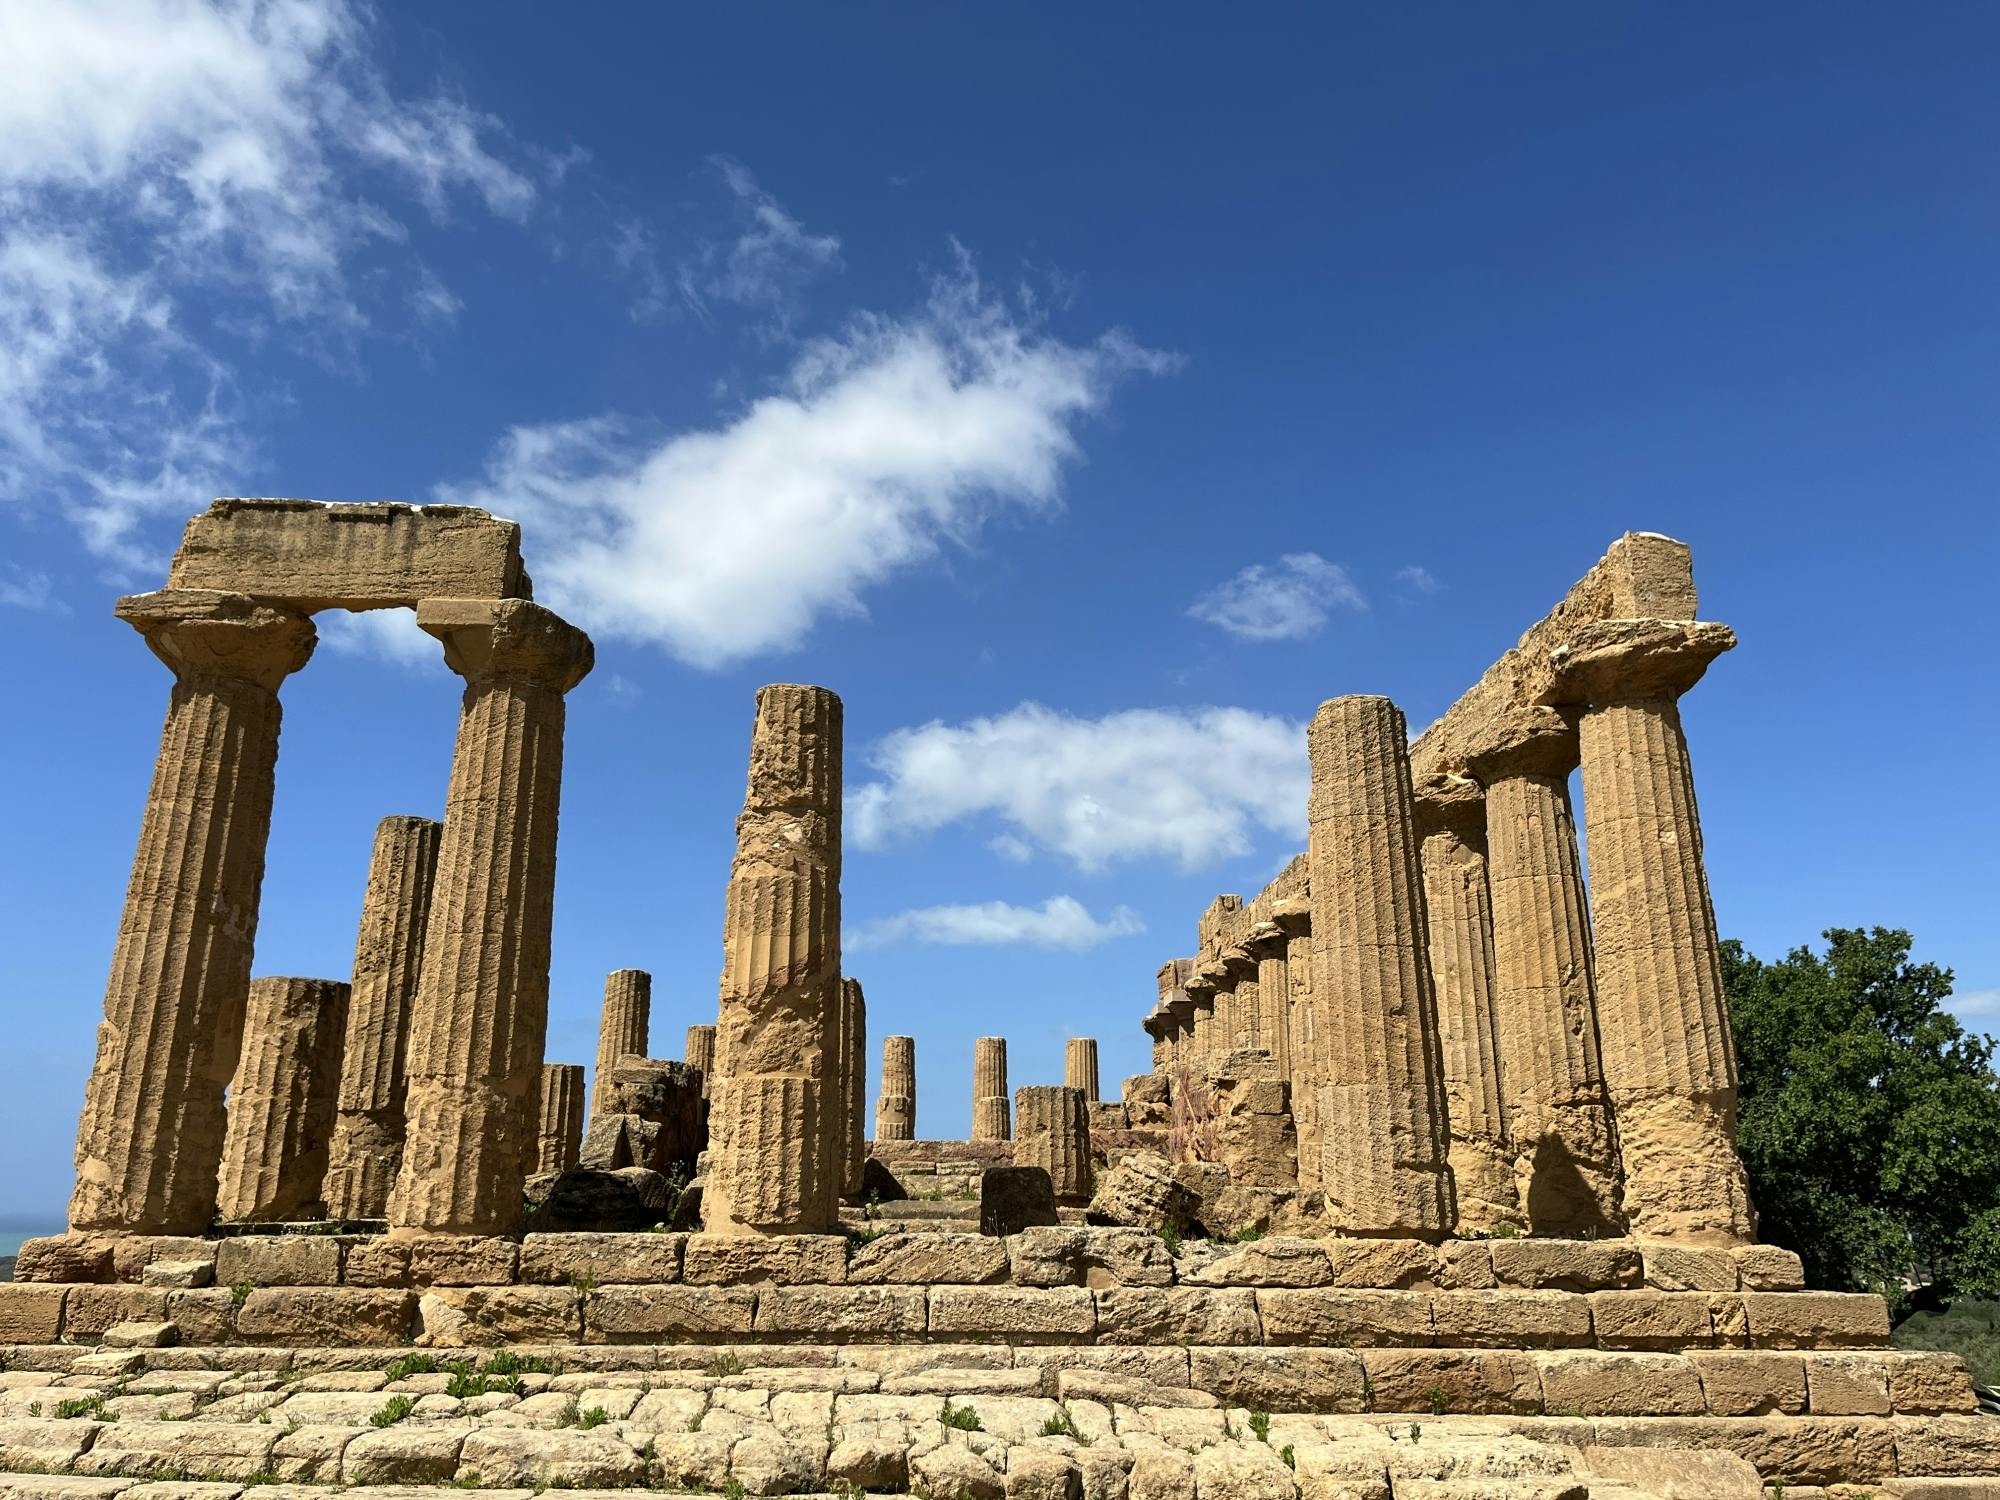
[1143,621,1754,1244]
[70,593,593,1238]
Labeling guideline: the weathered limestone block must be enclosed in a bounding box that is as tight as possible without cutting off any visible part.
[1304,695,1454,1235]
[1015,1086,1092,1202]
[684,1022,717,1098]
[1202,1053,1298,1189]
[71,590,316,1234]
[596,1057,705,1173]
[1551,618,1757,1243]
[217,976,351,1222]
[1413,775,1522,1235]
[981,1166,1060,1236]
[705,683,844,1236]
[522,1165,677,1232]
[973,1036,1011,1141]
[323,814,441,1220]
[1066,1038,1101,1100]
[1086,1150,1198,1232]
[536,1063,585,1174]
[1466,707,1625,1238]
[387,597,593,1236]
[841,977,868,1196]
[590,969,651,1117]
[167,498,529,609]
[877,1035,916,1141]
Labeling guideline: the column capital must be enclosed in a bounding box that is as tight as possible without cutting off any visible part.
[117,589,315,691]
[1220,944,1259,979]
[1244,919,1288,955]
[1270,894,1312,937]
[1544,618,1735,705]
[1412,772,1486,840]
[1184,971,1218,1001]
[417,597,594,690]
[1463,706,1579,783]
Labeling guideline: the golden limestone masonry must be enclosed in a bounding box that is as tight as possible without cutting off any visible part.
[7,508,1990,1500]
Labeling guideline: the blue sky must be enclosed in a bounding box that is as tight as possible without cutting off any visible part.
[1,3,1995,1225]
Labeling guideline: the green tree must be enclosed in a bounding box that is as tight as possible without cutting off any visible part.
[1724,927,2000,1316]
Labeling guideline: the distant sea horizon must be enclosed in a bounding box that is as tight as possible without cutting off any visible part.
[0,1214,67,1259]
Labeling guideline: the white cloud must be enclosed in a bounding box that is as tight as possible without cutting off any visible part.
[1394,564,1441,594]
[0,0,537,562]
[438,257,1176,668]
[317,607,445,670]
[849,701,1307,873]
[1948,987,2000,1029]
[677,157,842,324]
[848,896,1145,953]
[1188,552,1366,641]
[0,564,61,612]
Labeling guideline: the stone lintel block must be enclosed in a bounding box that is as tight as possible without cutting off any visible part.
[846,1233,1009,1286]
[403,1235,520,1286]
[1428,1290,1592,1349]
[752,1286,929,1340]
[518,1232,687,1286]
[1885,1351,1980,1414]
[1803,1352,1893,1415]
[1687,1350,1808,1415]
[1586,1290,1717,1349]
[234,1288,414,1346]
[1742,1292,1892,1349]
[1358,1348,1544,1415]
[1187,1346,1367,1413]
[63,1286,170,1344]
[1890,1414,2000,1480]
[214,1236,342,1289]
[13,1236,115,1284]
[1323,1239,1441,1289]
[682,1234,848,1285]
[1091,1287,1261,1346]
[0,1284,68,1342]
[1487,1238,1642,1291]
[585,1286,757,1342]
[927,1286,1096,1340]
[1732,1243,1807,1290]
[1255,1289,1434,1347]
[1639,1242,1740,1291]
[168,498,528,611]
[1536,1350,1707,1416]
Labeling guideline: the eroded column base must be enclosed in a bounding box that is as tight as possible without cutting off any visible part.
[1613,1089,1757,1244]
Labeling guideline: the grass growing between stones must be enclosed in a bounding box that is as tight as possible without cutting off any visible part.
[1247,1411,1270,1442]
[385,1353,438,1381]
[371,1394,414,1428]
[577,1406,610,1430]
[939,1398,982,1432]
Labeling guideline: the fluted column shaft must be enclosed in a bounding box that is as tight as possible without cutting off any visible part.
[685,1024,716,1098]
[592,969,652,1117]
[1014,1086,1091,1200]
[1305,695,1454,1236]
[1415,781,1523,1233]
[705,684,843,1235]
[388,598,592,1236]
[537,1063,585,1173]
[1227,965,1262,1052]
[218,976,350,1222]
[1473,711,1625,1237]
[841,978,867,1195]
[876,1035,916,1141]
[1559,619,1755,1242]
[1282,927,1318,1190]
[1064,1037,1100,1101]
[972,1036,1011,1140]
[325,815,441,1219]
[71,590,315,1234]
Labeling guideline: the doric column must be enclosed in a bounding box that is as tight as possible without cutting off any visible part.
[324,815,441,1220]
[537,1063,585,1174]
[877,1035,916,1141]
[841,978,867,1195]
[1467,708,1625,1237]
[1305,695,1455,1237]
[70,590,315,1234]
[972,1036,1011,1140]
[685,1024,716,1098]
[1246,924,1290,1085]
[218,977,350,1222]
[1272,899,1317,1190]
[1413,775,1524,1234]
[1185,973,1217,1059]
[1065,1037,1100,1100]
[1014,1086,1091,1201]
[387,598,593,1236]
[1143,1009,1170,1072]
[821,973,853,1205]
[592,969,652,1117]
[1223,947,1261,1051]
[705,684,843,1235]
[1551,618,1756,1242]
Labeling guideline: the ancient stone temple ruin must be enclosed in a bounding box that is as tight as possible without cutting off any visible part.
[2,506,1991,1500]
